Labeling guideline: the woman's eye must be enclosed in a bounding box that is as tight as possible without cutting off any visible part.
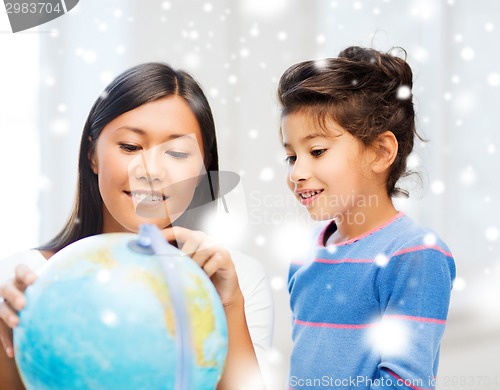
[167,151,190,159]
[119,144,141,152]
[285,155,297,164]
[311,149,326,157]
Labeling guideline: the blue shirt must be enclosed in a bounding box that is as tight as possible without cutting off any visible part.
[288,212,456,390]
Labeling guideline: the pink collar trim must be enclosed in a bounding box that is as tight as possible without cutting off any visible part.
[319,211,405,247]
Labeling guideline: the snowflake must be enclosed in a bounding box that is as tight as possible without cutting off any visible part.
[271,276,285,290]
[277,31,287,41]
[45,76,56,87]
[397,85,411,100]
[259,167,274,182]
[100,71,114,85]
[250,24,259,37]
[430,180,445,194]
[453,277,466,291]
[485,227,499,241]
[51,119,69,136]
[100,310,119,327]
[487,73,500,87]
[485,22,495,32]
[411,46,429,63]
[97,270,111,283]
[240,48,250,58]
[460,47,475,61]
[375,254,389,267]
[326,244,337,254]
[314,59,328,69]
[459,166,476,186]
[406,154,420,169]
[368,317,409,356]
[37,175,52,192]
[249,129,258,139]
[423,233,437,246]
[255,235,266,246]
[353,1,363,11]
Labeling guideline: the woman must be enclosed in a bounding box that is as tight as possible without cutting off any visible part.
[0,63,273,389]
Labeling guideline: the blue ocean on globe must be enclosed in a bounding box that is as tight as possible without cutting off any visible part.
[13,230,228,390]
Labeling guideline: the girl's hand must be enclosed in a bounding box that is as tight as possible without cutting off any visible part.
[0,265,37,358]
[161,227,241,307]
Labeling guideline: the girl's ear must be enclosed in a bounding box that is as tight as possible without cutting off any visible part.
[88,136,98,175]
[371,131,398,174]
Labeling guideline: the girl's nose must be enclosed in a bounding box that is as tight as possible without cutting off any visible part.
[288,158,310,184]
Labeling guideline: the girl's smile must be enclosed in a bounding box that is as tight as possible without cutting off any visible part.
[294,188,324,206]
[282,111,375,221]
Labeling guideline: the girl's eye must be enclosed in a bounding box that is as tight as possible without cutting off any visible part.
[167,151,190,159]
[311,149,326,157]
[285,155,297,164]
[119,144,141,152]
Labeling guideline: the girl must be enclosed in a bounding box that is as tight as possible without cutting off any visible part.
[279,47,455,389]
[0,63,272,389]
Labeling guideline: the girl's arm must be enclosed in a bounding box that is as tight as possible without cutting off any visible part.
[162,227,266,390]
[373,244,456,389]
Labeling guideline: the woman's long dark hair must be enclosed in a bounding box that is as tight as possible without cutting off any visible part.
[38,63,219,254]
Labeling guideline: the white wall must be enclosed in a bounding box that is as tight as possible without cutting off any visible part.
[2,1,499,388]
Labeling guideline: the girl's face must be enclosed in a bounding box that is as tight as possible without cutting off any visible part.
[282,111,377,221]
[90,96,206,233]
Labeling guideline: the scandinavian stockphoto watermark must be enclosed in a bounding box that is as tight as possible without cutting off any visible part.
[248,191,380,225]
[3,0,79,33]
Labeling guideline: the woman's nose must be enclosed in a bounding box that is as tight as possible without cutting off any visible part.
[133,148,167,183]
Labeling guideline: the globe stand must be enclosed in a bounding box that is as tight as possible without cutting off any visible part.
[129,224,193,390]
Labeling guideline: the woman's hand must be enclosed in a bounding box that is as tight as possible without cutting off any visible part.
[162,226,266,389]
[0,265,37,358]
[161,227,241,307]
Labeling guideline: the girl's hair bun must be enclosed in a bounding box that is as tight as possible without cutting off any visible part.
[339,46,413,89]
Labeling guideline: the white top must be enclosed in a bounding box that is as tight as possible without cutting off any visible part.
[0,248,274,383]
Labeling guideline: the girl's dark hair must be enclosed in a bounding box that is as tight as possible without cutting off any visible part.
[39,63,219,253]
[278,46,420,197]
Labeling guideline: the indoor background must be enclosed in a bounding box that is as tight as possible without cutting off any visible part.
[1,0,499,388]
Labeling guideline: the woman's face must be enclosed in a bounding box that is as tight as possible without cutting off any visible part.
[90,95,206,233]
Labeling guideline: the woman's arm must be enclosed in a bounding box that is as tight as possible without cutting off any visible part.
[0,265,37,390]
[0,345,25,390]
[162,227,266,390]
[216,291,264,389]
[230,249,274,387]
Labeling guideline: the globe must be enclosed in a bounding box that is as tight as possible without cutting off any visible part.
[13,227,228,390]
